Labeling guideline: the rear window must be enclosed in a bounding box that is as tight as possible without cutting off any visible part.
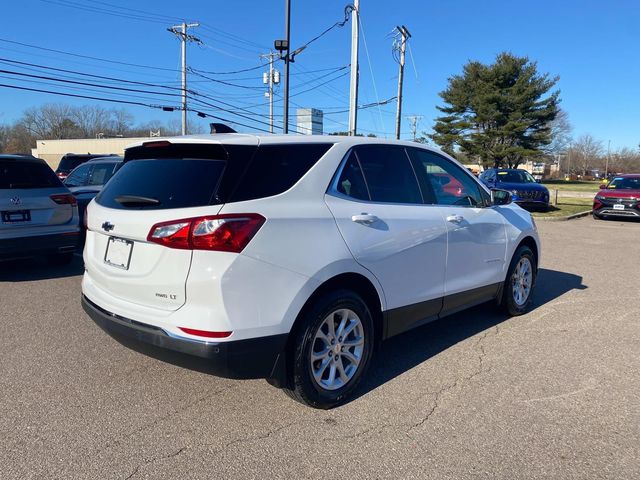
[0,160,62,189]
[96,159,226,210]
[57,157,87,172]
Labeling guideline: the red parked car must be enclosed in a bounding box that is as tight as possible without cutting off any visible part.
[593,174,640,220]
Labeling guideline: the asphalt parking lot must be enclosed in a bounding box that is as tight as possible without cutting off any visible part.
[1,216,639,479]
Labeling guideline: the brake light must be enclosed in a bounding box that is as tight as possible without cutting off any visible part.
[142,140,171,148]
[50,193,77,206]
[178,327,232,338]
[147,214,265,252]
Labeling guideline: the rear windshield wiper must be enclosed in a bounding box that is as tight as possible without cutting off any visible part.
[114,195,161,207]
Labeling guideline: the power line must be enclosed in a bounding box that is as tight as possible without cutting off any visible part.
[0,82,177,109]
[38,0,175,25]
[0,57,184,91]
[290,70,350,98]
[0,82,275,134]
[188,68,265,90]
[0,38,177,72]
[292,5,355,58]
[84,0,185,23]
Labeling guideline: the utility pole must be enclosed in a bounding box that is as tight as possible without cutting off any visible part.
[348,0,360,136]
[283,0,291,133]
[605,139,611,178]
[406,114,422,141]
[168,22,200,135]
[394,25,411,140]
[261,52,280,133]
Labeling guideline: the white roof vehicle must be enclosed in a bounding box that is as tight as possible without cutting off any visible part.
[81,134,540,409]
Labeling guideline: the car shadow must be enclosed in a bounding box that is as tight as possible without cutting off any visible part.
[0,255,84,281]
[351,268,586,403]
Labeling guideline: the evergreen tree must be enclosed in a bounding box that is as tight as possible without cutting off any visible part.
[430,52,560,168]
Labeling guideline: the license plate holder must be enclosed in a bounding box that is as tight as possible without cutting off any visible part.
[104,237,134,270]
[613,204,625,210]
[1,210,31,223]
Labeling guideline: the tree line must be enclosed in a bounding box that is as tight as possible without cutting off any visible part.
[0,104,203,154]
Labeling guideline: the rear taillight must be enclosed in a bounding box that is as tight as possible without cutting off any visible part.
[50,193,77,206]
[147,214,265,252]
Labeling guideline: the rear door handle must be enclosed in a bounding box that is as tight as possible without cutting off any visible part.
[352,213,379,225]
[446,214,464,224]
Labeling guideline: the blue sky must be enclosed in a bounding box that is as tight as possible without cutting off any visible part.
[1,0,639,149]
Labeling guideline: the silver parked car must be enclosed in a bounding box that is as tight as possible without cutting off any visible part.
[0,155,80,264]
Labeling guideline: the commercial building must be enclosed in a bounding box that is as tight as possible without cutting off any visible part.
[31,137,150,169]
[296,108,323,135]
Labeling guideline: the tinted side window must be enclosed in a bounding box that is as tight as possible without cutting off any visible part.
[230,143,332,202]
[336,151,370,201]
[355,146,422,204]
[408,149,484,207]
[64,163,91,187]
[88,163,116,186]
[0,161,62,189]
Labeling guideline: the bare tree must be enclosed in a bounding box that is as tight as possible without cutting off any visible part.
[21,104,80,139]
[569,134,604,176]
[72,105,113,137]
[546,109,573,155]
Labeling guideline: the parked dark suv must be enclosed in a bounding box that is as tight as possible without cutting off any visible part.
[479,168,550,211]
[55,153,117,181]
[64,156,124,229]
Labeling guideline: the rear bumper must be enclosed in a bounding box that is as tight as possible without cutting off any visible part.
[0,230,79,258]
[81,295,288,380]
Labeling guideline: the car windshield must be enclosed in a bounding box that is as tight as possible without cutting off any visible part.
[606,177,640,190]
[496,170,536,183]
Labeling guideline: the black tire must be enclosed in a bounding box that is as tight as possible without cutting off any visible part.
[500,246,536,316]
[46,252,74,266]
[593,212,605,220]
[283,290,375,409]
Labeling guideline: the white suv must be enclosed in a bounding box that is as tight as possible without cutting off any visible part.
[81,135,539,409]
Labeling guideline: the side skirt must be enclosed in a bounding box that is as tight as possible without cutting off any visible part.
[382,282,502,340]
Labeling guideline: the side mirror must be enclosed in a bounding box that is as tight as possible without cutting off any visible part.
[491,188,512,206]
[599,184,607,189]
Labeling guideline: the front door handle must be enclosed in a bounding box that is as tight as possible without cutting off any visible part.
[352,213,379,225]
[446,214,464,224]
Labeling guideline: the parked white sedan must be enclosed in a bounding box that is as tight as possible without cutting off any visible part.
[81,134,539,408]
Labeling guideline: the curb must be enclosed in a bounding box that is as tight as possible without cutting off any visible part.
[534,210,592,222]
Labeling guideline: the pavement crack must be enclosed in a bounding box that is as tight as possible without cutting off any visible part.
[123,447,187,480]
[96,384,237,457]
[406,329,493,434]
[210,421,297,454]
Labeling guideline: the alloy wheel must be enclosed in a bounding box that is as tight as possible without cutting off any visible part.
[310,309,365,391]
[511,257,533,306]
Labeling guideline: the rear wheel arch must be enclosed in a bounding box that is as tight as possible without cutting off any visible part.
[287,273,384,355]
